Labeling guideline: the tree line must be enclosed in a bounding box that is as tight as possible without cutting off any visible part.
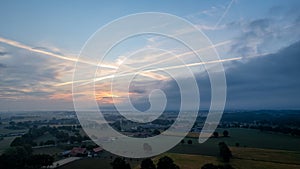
[0,145,54,169]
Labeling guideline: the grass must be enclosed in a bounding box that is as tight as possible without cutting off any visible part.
[0,136,17,154]
[33,146,65,156]
[34,132,57,144]
[57,158,141,169]
[213,128,300,151]
[3,128,300,169]
[169,128,300,156]
[230,147,300,169]
[139,148,300,169]
[57,147,300,169]
[149,153,219,169]
[0,126,27,135]
[230,147,300,165]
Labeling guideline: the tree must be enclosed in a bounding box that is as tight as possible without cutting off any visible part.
[201,163,218,169]
[10,137,24,147]
[157,156,180,169]
[140,158,156,169]
[9,121,16,125]
[0,146,30,169]
[218,142,232,162]
[187,139,193,145]
[111,157,131,169]
[0,145,55,169]
[180,139,185,144]
[223,130,229,137]
[27,154,54,168]
[152,129,161,135]
[44,140,55,145]
[213,131,219,138]
[201,163,235,169]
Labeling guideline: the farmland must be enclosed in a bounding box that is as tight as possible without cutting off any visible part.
[58,128,300,169]
[1,111,300,169]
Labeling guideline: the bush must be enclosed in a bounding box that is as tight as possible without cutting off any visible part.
[141,158,156,169]
[218,142,232,162]
[111,157,131,169]
[213,132,219,138]
[223,130,229,137]
[157,156,180,169]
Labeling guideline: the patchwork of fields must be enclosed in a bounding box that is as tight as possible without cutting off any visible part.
[53,128,300,169]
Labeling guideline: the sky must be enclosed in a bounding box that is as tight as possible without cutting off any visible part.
[0,0,300,111]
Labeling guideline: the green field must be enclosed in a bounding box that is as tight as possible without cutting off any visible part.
[34,132,57,144]
[33,146,65,156]
[0,127,27,135]
[0,136,17,154]
[170,128,300,156]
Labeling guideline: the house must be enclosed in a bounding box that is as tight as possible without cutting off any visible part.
[93,147,103,153]
[70,147,87,157]
[90,147,103,157]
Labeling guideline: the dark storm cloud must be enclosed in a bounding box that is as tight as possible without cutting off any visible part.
[137,40,300,110]
[225,40,300,109]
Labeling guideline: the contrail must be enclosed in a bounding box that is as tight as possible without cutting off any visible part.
[0,36,233,85]
[214,0,234,29]
[56,40,234,87]
[0,36,117,69]
[56,56,242,87]
[118,40,232,75]
[0,36,167,80]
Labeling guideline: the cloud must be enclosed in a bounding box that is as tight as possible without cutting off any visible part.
[0,51,8,56]
[228,5,300,58]
[0,43,78,110]
[225,40,300,109]
[229,18,273,56]
[0,45,68,100]
[135,40,300,110]
[0,63,6,68]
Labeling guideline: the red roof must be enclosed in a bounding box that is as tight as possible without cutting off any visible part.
[70,147,87,156]
[93,147,103,153]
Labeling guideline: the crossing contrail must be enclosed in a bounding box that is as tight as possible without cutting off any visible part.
[56,56,242,87]
[214,0,234,29]
[0,36,236,87]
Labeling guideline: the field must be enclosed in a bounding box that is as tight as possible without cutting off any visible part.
[34,132,57,143]
[0,121,28,154]
[148,148,300,169]
[57,158,141,169]
[0,136,17,154]
[170,128,300,156]
[33,146,65,156]
[59,148,300,169]
[57,128,300,169]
